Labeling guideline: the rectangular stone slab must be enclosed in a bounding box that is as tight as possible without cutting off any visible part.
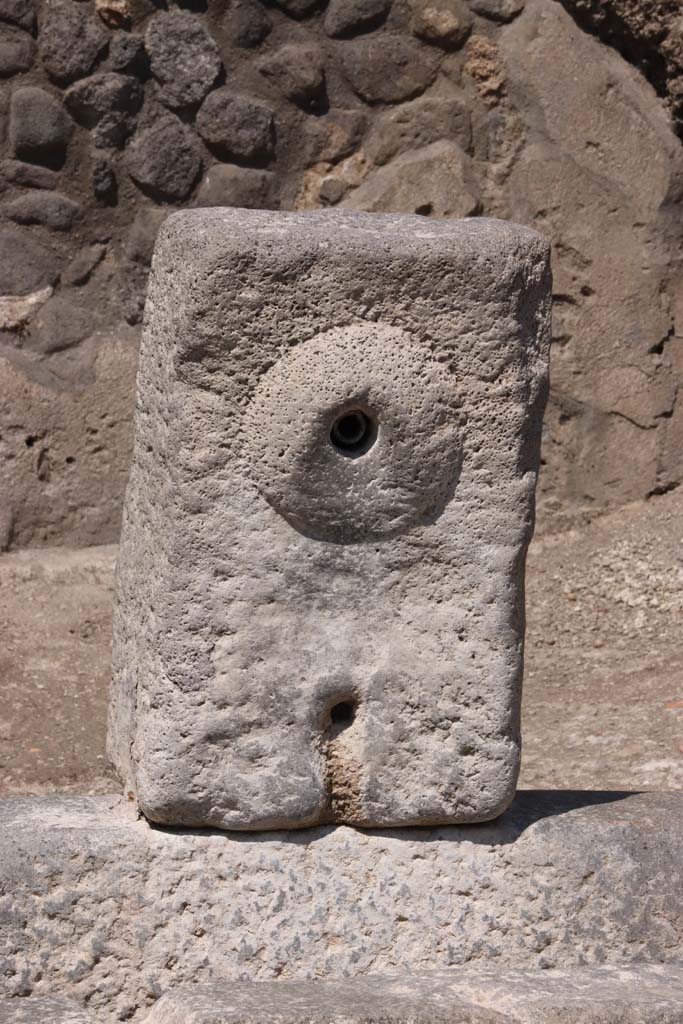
[108,209,551,829]
[146,966,683,1024]
[2,793,683,1022]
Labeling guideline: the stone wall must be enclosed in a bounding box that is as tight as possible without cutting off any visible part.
[1,0,682,547]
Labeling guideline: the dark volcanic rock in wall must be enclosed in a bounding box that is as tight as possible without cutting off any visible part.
[28,294,93,353]
[324,0,391,38]
[411,0,473,48]
[272,0,321,18]
[194,164,273,208]
[196,90,275,162]
[39,1,109,84]
[342,139,479,216]
[470,0,525,20]
[0,0,34,30]
[302,108,367,164]
[62,243,107,286]
[364,94,472,164]
[341,33,438,103]
[1,160,58,189]
[108,32,147,75]
[259,43,326,112]
[125,207,168,265]
[92,157,117,203]
[223,0,272,49]
[5,190,82,230]
[9,86,74,168]
[126,113,202,200]
[65,72,142,148]
[0,30,34,76]
[145,11,222,109]
[0,227,58,294]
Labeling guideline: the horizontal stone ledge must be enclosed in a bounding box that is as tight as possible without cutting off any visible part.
[3,965,683,1024]
[147,966,683,1024]
[0,995,93,1023]
[1,792,682,1022]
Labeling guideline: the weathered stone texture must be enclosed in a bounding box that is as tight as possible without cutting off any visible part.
[1,792,682,1022]
[109,209,550,830]
[147,967,683,1024]
[0,996,95,1022]
[0,330,138,548]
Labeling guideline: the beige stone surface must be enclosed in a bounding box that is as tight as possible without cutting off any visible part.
[109,209,551,830]
[2,792,683,1021]
[147,967,683,1024]
[0,329,138,550]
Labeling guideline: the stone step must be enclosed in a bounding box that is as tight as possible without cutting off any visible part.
[144,967,683,1024]
[0,996,95,1022]
[2,792,683,1022]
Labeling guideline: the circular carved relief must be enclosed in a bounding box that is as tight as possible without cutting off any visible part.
[243,324,464,543]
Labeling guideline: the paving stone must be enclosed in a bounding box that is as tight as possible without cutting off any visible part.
[323,0,391,38]
[108,209,550,830]
[126,113,202,201]
[341,34,438,104]
[5,191,81,231]
[9,87,73,168]
[2,792,683,1020]
[196,91,275,162]
[0,995,95,1022]
[145,967,683,1024]
[145,11,221,109]
[39,0,109,85]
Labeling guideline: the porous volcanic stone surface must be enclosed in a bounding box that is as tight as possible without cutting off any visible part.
[147,966,683,1024]
[1,793,683,1022]
[108,209,551,830]
[0,996,95,1022]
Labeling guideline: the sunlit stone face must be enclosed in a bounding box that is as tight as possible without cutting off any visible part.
[109,208,551,830]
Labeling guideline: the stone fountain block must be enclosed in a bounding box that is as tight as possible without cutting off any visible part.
[108,208,551,830]
[1,792,682,1021]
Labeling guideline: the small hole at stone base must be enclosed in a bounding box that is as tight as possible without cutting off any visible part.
[330,701,356,728]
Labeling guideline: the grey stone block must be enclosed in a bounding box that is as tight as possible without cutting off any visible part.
[2,792,683,1022]
[145,966,683,1024]
[0,996,94,1022]
[108,209,551,831]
